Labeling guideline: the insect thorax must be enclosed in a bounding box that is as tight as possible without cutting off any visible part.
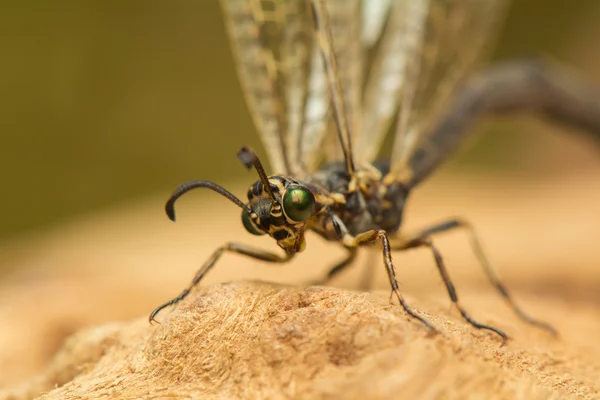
[307,161,409,238]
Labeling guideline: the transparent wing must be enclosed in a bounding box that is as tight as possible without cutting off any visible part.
[358,0,424,163]
[295,42,330,172]
[307,0,362,175]
[361,0,393,47]
[221,0,507,178]
[281,0,315,176]
[316,0,397,169]
[388,0,509,182]
[220,0,314,175]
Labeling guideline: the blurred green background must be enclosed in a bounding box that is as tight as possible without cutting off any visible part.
[1,0,599,241]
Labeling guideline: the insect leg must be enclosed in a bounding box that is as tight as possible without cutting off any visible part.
[149,243,293,323]
[395,236,507,342]
[405,218,556,334]
[331,218,436,332]
[310,247,358,286]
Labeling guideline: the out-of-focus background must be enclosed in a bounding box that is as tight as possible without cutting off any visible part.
[0,0,599,243]
[2,0,600,394]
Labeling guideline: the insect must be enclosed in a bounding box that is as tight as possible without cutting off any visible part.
[150,0,600,340]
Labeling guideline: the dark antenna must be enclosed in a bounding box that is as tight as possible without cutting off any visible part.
[165,181,249,222]
[237,147,277,203]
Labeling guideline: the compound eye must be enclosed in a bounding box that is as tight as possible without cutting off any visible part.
[241,209,265,236]
[283,186,316,222]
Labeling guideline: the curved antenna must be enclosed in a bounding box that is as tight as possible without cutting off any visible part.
[165,181,249,222]
[237,147,278,203]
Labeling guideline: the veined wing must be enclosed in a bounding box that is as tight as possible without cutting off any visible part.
[306,0,394,172]
[301,0,364,173]
[358,0,426,164]
[308,0,362,176]
[387,0,509,183]
[361,0,393,48]
[221,0,392,176]
[221,0,505,179]
[220,0,314,176]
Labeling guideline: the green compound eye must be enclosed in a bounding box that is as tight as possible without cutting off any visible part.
[241,209,265,236]
[283,186,316,222]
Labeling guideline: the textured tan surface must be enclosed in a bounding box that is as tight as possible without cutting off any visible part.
[4,281,600,400]
[0,170,599,399]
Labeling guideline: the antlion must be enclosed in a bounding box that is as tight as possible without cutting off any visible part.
[151,0,600,341]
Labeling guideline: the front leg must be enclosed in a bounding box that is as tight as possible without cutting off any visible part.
[149,242,293,323]
[329,215,437,333]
